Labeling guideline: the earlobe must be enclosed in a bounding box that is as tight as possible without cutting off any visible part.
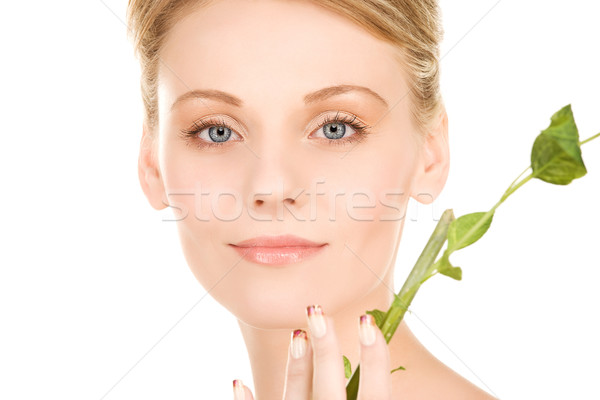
[410,107,450,205]
[138,124,168,210]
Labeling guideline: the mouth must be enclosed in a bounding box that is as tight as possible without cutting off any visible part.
[229,234,328,265]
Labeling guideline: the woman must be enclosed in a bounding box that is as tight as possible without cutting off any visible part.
[128,0,498,398]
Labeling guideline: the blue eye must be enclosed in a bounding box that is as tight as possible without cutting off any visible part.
[311,112,372,146]
[180,116,242,149]
[207,126,232,142]
[322,122,347,139]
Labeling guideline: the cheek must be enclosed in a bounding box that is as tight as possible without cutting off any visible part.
[332,132,419,226]
[322,136,419,296]
[158,138,249,288]
[160,136,246,221]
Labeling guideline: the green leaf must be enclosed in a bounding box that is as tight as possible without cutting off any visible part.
[366,309,386,330]
[343,355,352,379]
[447,212,494,252]
[390,365,406,374]
[531,104,587,185]
[436,253,462,281]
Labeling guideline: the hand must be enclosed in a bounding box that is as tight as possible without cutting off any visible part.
[233,304,393,399]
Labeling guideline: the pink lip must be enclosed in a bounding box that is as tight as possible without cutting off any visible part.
[229,235,328,265]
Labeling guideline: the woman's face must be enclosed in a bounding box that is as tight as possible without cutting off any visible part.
[145,0,441,329]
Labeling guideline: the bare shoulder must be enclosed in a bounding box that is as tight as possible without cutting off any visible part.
[426,364,499,400]
[391,350,499,400]
[388,323,499,400]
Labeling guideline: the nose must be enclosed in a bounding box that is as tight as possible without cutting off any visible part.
[243,144,309,222]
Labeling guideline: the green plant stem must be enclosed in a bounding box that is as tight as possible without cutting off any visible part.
[506,166,532,194]
[580,132,600,146]
[345,209,455,399]
[381,208,456,343]
[499,172,533,204]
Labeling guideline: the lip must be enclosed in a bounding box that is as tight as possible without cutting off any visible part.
[229,235,328,265]
[232,234,326,248]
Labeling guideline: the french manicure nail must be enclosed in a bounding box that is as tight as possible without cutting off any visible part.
[290,329,307,359]
[306,304,327,338]
[359,314,376,346]
[232,379,245,400]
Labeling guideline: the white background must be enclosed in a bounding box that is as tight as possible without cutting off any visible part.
[1,0,599,399]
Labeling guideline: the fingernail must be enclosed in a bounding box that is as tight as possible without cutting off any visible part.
[306,304,327,338]
[359,314,376,346]
[290,329,307,359]
[232,379,245,400]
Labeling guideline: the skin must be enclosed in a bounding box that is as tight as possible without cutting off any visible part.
[138,0,498,398]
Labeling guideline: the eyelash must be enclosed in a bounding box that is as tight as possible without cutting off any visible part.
[178,112,373,149]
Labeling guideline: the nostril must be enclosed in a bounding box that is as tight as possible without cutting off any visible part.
[253,196,297,207]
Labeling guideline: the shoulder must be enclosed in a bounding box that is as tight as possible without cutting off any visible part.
[387,322,499,400]
[425,365,498,400]
[391,349,498,400]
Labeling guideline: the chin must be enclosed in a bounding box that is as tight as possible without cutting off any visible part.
[232,298,310,330]
[225,279,366,331]
[218,281,326,329]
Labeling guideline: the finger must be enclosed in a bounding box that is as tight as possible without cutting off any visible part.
[283,329,313,400]
[357,314,392,399]
[306,305,346,400]
[232,379,255,400]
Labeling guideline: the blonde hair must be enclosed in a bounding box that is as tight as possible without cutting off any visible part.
[126,0,444,136]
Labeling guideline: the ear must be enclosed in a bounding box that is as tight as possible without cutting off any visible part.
[410,106,450,205]
[138,123,168,210]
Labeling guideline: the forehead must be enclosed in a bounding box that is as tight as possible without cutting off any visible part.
[158,0,409,113]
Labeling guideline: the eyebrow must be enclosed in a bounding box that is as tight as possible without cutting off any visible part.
[170,84,389,111]
[304,84,388,107]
